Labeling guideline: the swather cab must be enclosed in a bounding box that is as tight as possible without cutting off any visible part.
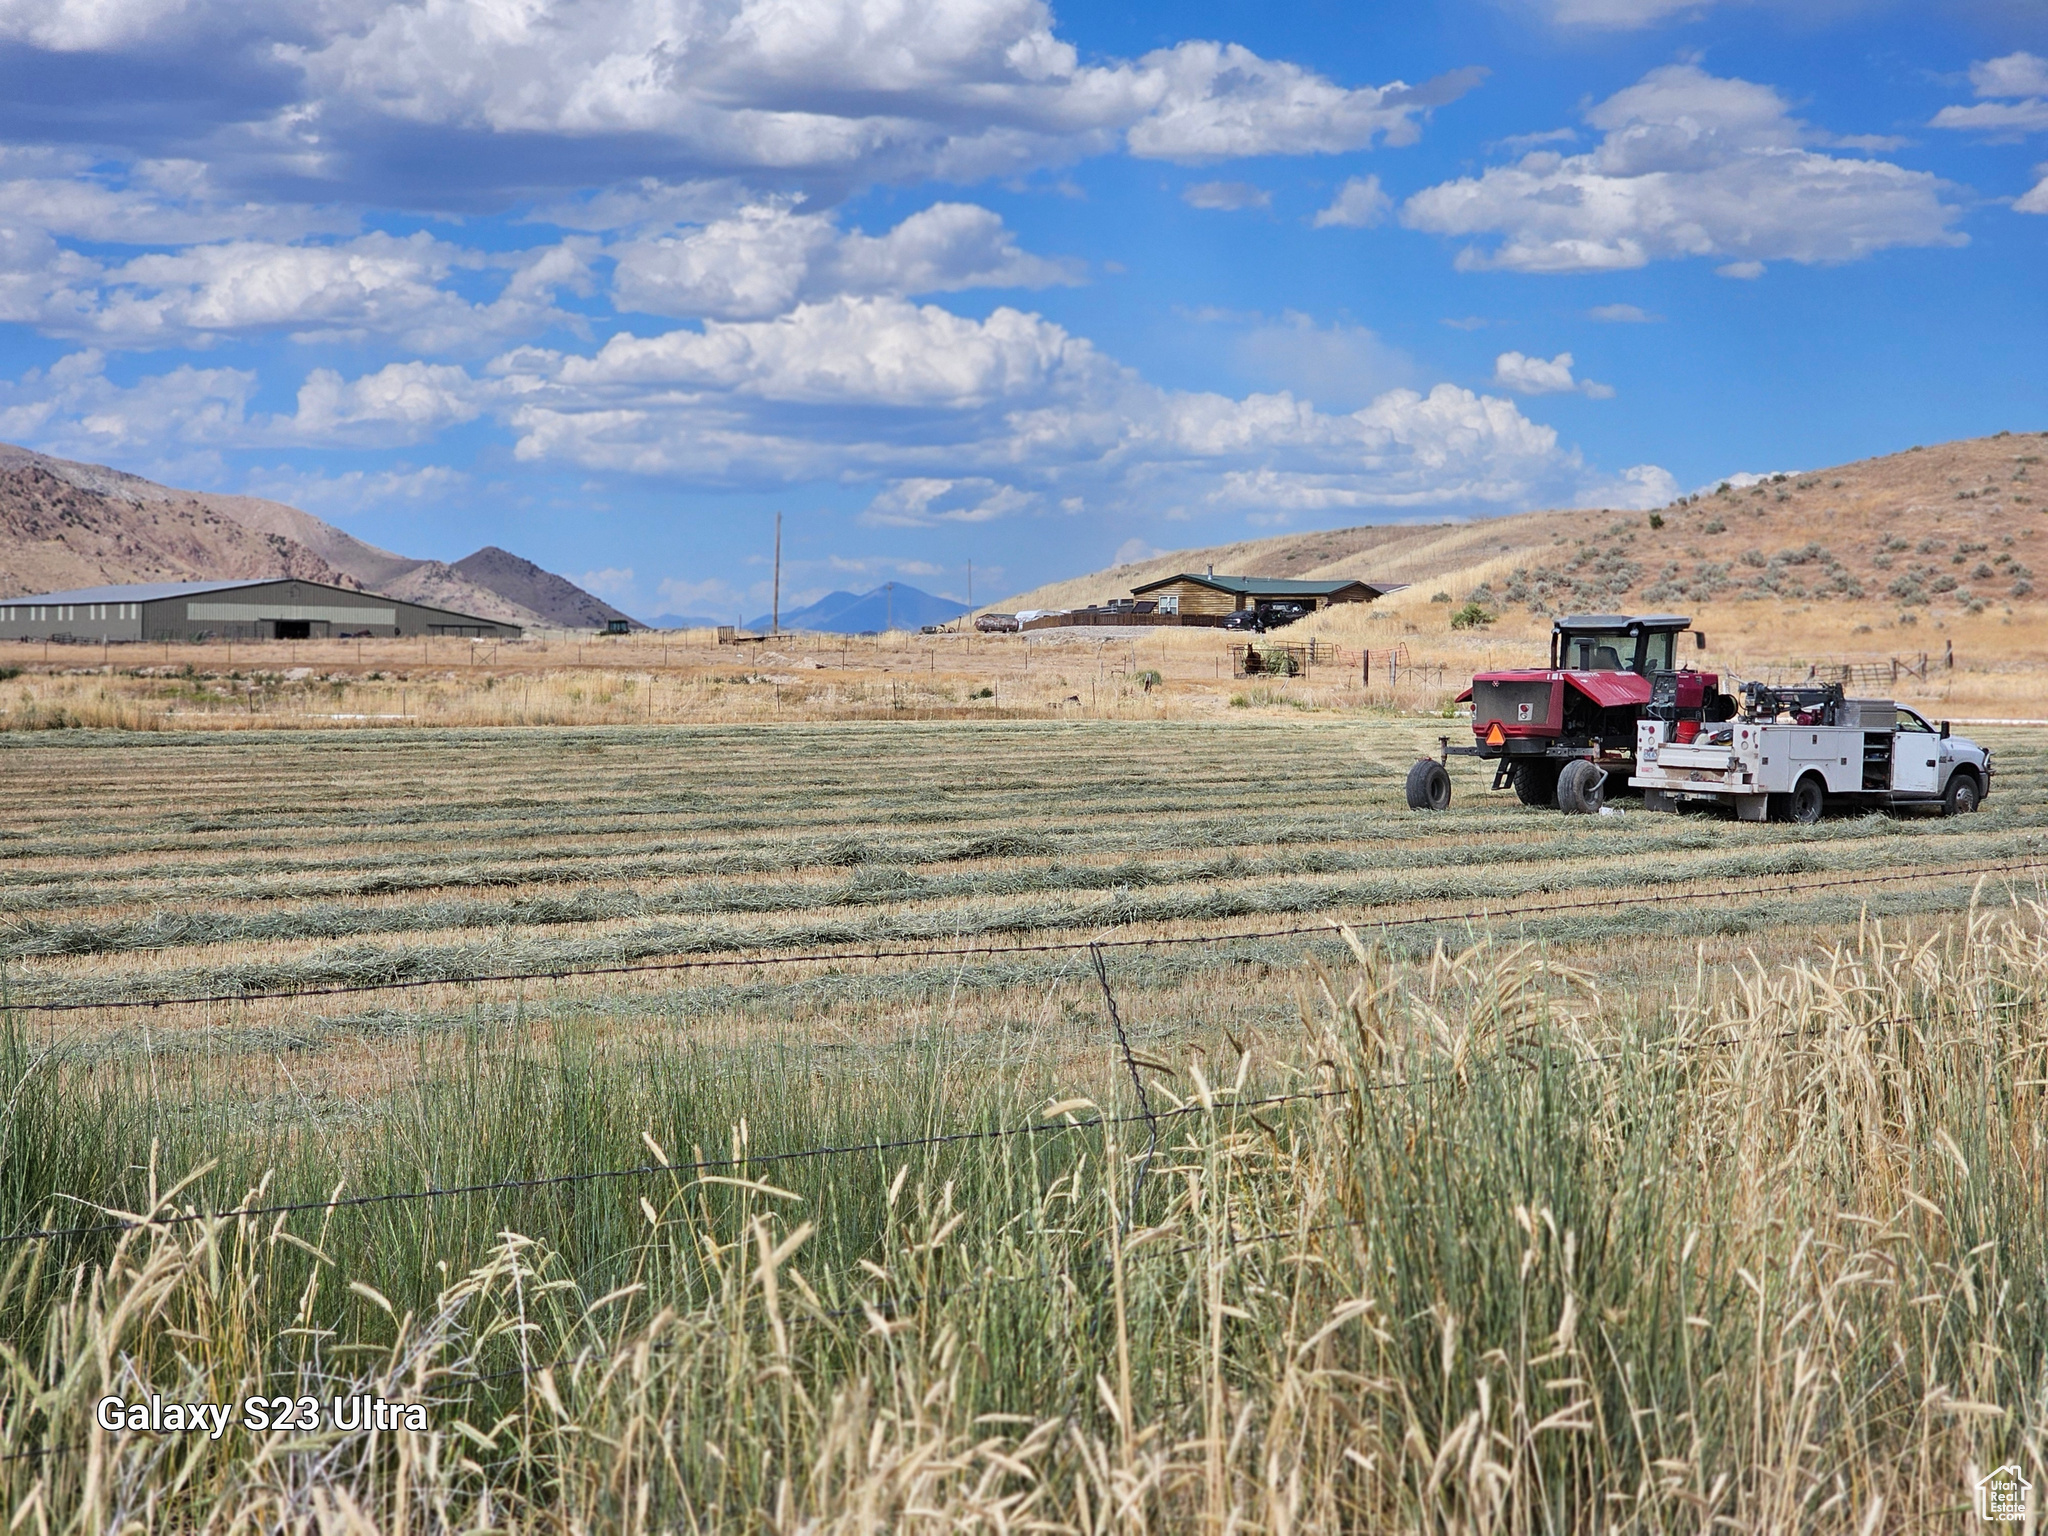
[1432,614,1732,812]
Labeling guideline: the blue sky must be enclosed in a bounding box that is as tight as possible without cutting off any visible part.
[0,0,2042,620]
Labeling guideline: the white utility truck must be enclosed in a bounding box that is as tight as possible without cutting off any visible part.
[1629,680,1991,824]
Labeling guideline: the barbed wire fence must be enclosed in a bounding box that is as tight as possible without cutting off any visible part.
[0,855,2039,1470]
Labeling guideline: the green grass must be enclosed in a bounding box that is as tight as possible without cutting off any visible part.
[2,915,2045,1529]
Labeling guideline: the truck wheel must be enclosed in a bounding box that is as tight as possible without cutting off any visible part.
[1788,775,1825,825]
[1406,759,1452,811]
[1555,758,1605,815]
[1943,772,1981,816]
[1512,760,1561,807]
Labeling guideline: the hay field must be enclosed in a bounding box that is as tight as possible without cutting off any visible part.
[3,718,2040,1029]
[2,718,2045,1530]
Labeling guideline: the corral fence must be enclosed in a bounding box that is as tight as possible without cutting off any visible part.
[1749,653,1939,690]
[1232,643,1310,678]
[1230,640,1419,682]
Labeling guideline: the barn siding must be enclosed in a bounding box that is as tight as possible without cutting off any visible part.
[1151,580,1241,616]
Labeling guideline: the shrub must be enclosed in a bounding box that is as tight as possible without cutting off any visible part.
[1702,519,1726,534]
[1740,548,1767,568]
[1430,592,1452,603]
[1450,602,1496,629]
[1648,513,1665,529]
[1134,670,1163,692]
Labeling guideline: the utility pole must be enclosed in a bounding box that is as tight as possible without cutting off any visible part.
[772,512,781,634]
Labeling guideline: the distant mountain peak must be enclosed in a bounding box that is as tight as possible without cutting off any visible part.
[451,546,640,629]
[745,583,967,633]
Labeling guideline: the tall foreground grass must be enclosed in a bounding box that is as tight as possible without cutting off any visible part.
[3,904,2045,1531]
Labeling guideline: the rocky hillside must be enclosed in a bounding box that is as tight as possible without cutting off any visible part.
[0,461,361,595]
[449,547,638,631]
[995,431,2046,621]
[0,442,634,629]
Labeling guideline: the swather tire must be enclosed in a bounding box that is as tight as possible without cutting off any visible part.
[1943,772,1980,816]
[1512,760,1560,807]
[1406,759,1452,811]
[1555,758,1606,815]
[1788,774,1825,825]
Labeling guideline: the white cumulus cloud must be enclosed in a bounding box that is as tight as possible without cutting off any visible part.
[1579,462,1679,509]
[1312,174,1392,228]
[1493,351,1613,398]
[286,361,481,445]
[0,349,258,458]
[611,200,1079,320]
[0,227,592,351]
[482,293,1630,517]
[256,0,1481,189]
[1933,53,2048,211]
[862,478,1038,526]
[1403,64,1963,274]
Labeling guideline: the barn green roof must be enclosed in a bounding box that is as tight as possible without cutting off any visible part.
[1129,574,1406,598]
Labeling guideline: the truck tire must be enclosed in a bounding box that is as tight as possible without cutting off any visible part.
[1406,759,1452,811]
[1787,774,1825,825]
[1943,771,1981,816]
[1512,760,1561,807]
[1555,758,1605,815]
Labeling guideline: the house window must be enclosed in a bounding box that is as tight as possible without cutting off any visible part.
[1157,594,1180,614]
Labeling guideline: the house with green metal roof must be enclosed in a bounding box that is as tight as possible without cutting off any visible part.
[1128,571,1407,618]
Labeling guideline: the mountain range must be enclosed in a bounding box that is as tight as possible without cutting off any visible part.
[0,442,637,632]
[742,585,969,634]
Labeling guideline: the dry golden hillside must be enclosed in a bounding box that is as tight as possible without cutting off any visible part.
[995,430,2048,624]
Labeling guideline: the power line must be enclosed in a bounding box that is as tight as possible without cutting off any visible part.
[4,857,2036,1016]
